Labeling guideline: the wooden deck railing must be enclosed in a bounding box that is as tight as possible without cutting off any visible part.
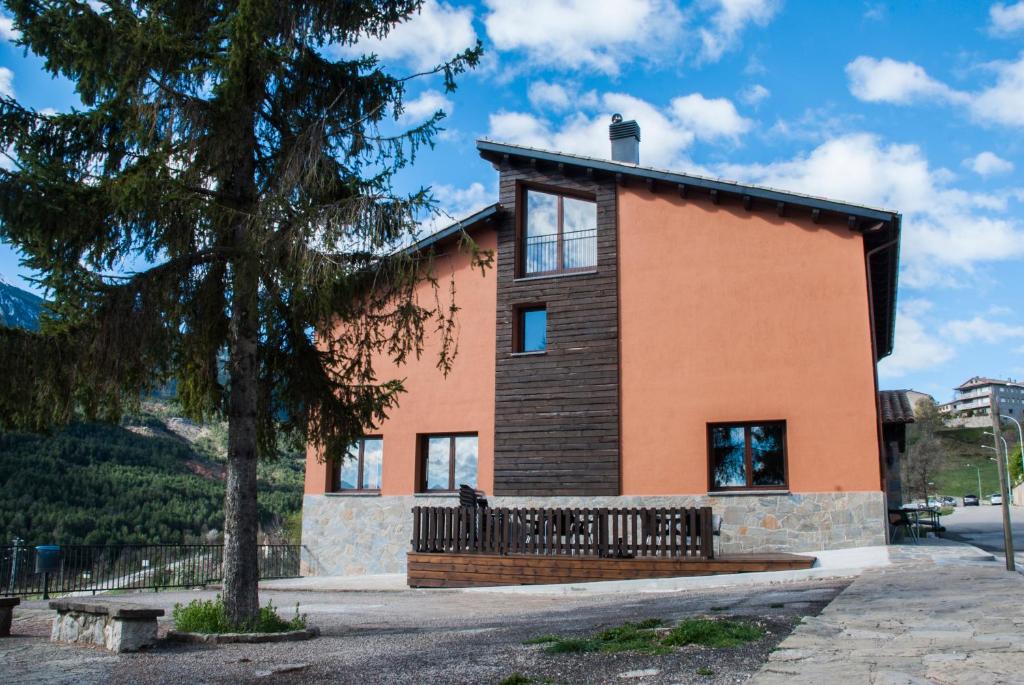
[410,506,713,559]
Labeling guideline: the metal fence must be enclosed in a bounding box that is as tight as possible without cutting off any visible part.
[0,543,301,597]
[524,227,597,274]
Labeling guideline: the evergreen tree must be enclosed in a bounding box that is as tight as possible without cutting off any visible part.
[0,1,483,624]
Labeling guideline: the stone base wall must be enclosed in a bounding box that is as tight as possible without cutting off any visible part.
[301,491,886,577]
[50,611,158,653]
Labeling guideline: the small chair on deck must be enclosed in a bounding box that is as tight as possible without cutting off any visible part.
[459,483,488,509]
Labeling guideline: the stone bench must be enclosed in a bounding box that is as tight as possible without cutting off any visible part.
[0,597,20,636]
[50,599,164,653]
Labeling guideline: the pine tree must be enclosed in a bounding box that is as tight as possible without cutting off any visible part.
[0,1,483,624]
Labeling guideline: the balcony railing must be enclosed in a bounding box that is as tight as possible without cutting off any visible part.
[524,228,597,275]
[411,506,713,559]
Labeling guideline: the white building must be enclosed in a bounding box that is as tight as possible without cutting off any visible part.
[938,377,1024,420]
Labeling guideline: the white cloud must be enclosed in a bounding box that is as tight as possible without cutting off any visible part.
[969,55,1024,127]
[847,53,1024,128]
[965,151,1014,177]
[698,0,781,63]
[528,81,571,111]
[878,302,954,378]
[421,181,494,233]
[989,2,1024,36]
[526,81,598,112]
[943,317,1024,344]
[863,3,887,21]
[488,90,752,169]
[335,0,477,71]
[483,0,684,75]
[0,14,17,41]
[401,90,453,122]
[671,93,752,141]
[716,133,1024,287]
[845,56,965,105]
[739,83,770,106]
[0,67,13,99]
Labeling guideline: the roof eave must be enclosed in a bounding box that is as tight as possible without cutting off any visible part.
[477,139,900,222]
[403,203,501,255]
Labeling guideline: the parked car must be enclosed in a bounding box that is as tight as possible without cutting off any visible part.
[941,496,957,507]
[963,494,980,506]
[990,493,1003,506]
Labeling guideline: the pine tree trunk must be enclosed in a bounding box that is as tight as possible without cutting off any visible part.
[223,254,261,626]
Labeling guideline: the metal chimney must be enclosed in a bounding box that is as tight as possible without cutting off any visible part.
[609,113,640,164]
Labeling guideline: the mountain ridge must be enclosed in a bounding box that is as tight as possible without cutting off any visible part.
[0,277,43,330]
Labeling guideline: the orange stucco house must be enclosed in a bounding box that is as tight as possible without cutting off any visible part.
[302,117,904,576]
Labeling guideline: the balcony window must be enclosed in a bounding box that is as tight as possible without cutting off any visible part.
[708,422,787,491]
[421,434,478,492]
[333,437,383,492]
[522,188,597,276]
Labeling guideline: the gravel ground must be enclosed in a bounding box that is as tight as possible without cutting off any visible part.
[3,579,847,685]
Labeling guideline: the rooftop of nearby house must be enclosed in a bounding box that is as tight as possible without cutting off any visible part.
[956,376,1024,391]
[878,390,917,424]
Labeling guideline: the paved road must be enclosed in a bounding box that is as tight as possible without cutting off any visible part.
[3,579,846,685]
[942,503,1024,564]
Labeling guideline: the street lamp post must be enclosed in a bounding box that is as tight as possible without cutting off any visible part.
[999,414,1023,496]
[982,445,1006,496]
[985,432,1011,488]
[967,463,983,500]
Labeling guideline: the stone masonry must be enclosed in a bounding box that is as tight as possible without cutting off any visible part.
[301,491,886,576]
[49,600,163,653]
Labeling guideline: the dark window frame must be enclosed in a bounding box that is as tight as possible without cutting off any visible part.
[417,432,479,492]
[517,182,598,277]
[513,303,547,353]
[331,436,383,493]
[706,421,788,492]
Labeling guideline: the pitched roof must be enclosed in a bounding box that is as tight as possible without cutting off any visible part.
[475,139,901,361]
[955,376,1024,391]
[404,203,501,254]
[477,139,900,220]
[879,390,916,424]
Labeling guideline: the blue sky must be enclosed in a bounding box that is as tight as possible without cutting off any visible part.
[1,0,1023,402]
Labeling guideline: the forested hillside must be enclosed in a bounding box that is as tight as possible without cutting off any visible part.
[0,408,304,546]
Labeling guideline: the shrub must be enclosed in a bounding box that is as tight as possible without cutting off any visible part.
[172,596,306,634]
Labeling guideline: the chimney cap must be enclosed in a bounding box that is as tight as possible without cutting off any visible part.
[609,116,640,142]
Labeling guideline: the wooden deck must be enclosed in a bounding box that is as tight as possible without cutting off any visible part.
[407,551,817,588]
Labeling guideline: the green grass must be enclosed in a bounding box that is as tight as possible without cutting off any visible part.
[923,426,1010,500]
[524,617,763,656]
[663,619,765,648]
[172,596,306,634]
[696,667,715,676]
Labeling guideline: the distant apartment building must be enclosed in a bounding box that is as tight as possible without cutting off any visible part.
[938,377,1024,419]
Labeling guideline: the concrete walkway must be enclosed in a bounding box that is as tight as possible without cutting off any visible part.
[751,541,1024,684]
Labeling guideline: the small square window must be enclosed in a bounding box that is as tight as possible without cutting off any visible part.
[708,421,787,491]
[516,305,547,353]
[419,434,478,492]
[332,437,383,492]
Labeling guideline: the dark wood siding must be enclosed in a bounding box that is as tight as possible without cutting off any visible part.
[493,163,620,496]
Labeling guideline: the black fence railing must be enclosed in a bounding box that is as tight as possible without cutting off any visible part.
[411,506,714,559]
[0,544,301,597]
[524,227,597,274]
